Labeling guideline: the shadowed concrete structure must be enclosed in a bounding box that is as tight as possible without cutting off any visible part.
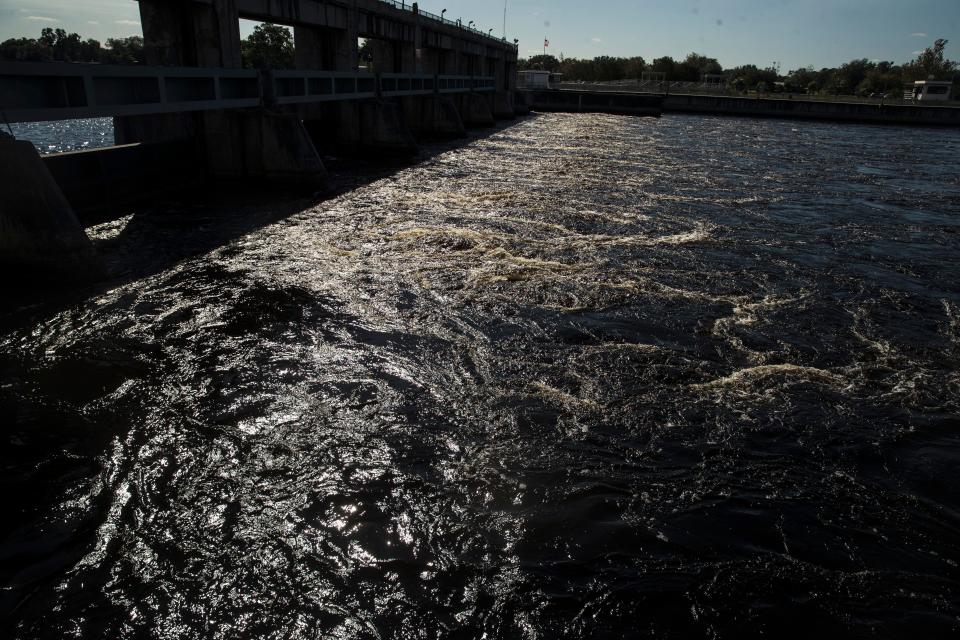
[525,90,664,117]
[116,0,520,172]
[0,136,102,286]
[0,0,521,286]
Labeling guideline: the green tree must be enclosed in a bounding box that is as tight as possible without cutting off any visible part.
[650,56,676,78]
[592,56,626,81]
[520,54,561,72]
[903,38,957,80]
[826,59,872,95]
[784,66,817,93]
[726,65,779,90]
[1,28,118,63]
[558,56,593,80]
[623,56,646,80]
[857,62,903,96]
[0,36,52,61]
[358,38,373,68]
[79,38,102,62]
[675,52,722,82]
[102,36,144,64]
[39,27,84,61]
[241,23,295,69]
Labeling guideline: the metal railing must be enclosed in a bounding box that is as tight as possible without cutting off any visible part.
[0,62,496,123]
[555,80,960,107]
[375,0,516,47]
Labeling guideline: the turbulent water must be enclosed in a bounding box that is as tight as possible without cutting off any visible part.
[2,113,960,639]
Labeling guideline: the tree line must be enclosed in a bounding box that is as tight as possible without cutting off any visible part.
[0,24,296,69]
[521,40,959,96]
[4,27,957,98]
[1,28,144,64]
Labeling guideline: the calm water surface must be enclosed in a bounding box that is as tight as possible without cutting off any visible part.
[2,114,959,638]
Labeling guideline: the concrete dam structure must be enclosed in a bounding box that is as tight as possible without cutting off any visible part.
[0,0,524,284]
[521,89,663,117]
[661,94,960,127]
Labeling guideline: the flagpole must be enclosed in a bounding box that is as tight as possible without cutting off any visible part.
[503,0,507,39]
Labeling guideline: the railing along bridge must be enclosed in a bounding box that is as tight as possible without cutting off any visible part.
[0,62,496,123]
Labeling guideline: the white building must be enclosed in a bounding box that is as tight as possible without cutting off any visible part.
[518,70,562,90]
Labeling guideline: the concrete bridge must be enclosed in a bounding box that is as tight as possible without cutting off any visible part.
[0,0,525,283]
[1,0,522,182]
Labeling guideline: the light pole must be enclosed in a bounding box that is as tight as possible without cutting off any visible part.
[441,8,446,22]
[468,21,475,28]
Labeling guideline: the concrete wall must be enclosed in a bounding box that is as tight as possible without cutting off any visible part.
[526,90,663,117]
[43,140,204,219]
[662,94,960,126]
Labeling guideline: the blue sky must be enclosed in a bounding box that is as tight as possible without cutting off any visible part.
[1,0,958,70]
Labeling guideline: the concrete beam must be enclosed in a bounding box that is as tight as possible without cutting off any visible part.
[236,0,349,30]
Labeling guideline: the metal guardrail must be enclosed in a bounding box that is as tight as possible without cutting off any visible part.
[0,62,495,123]
[557,81,960,108]
[375,0,516,47]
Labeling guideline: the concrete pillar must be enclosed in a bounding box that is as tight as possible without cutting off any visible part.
[0,137,102,286]
[513,90,532,115]
[489,56,515,119]
[294,24,357,72]
[492,91,515,119]
[398,95,465,139]
[504,58,518,92]
[455,93,495,127]
[222,111,328,187]
[368,38,416,74]
[138,0,241,68]
[294,27,330,70]
[305,101,417,157]
[412,15,424,74]
[126,1,326,187]
[419,47,443,75]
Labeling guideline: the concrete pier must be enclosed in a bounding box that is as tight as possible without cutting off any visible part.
[399,95,466,139]
[456,93,496,127]
[513,91,533,116]
[0,137,101,285]
[493,92,517,120]
[305,101,418,156]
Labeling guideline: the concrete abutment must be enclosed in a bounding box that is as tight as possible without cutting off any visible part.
[0,138,103,287]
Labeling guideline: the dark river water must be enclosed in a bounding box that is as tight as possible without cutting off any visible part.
[2,113,960,639]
